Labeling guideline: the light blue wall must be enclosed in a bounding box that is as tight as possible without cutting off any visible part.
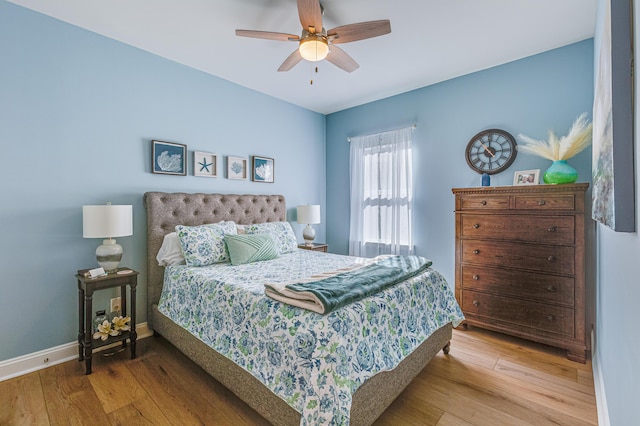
[0,1,326,361]
[592,0,640,424]
[326,40,595,289]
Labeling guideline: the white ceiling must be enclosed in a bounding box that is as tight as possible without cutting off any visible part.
[8,0,596,114]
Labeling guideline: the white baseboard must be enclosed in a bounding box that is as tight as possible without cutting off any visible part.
[592,329,610,426]
[0,322,152,382]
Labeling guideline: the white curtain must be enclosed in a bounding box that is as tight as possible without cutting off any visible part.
[349,126,414,257]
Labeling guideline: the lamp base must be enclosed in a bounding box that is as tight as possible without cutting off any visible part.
[303,224,316,246]
[96,238,123,273]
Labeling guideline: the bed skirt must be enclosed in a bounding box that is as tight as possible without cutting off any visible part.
[151,304,452,426]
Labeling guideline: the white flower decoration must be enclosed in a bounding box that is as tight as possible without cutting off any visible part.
[93,320,119,341]
[112,315,131,333]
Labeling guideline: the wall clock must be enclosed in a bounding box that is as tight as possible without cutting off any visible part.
[465,129,517,175]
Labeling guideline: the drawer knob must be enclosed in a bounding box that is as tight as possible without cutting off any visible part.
[547,256,557,262]
[546,315,555,321]
[546,285,556,292]
[473,249,480,255]
[481,200,487,206]
[538,200,546,206]
[473,300,480,307]
[473,223,480,229]
[473,274,480,280]
[547,226,557,232]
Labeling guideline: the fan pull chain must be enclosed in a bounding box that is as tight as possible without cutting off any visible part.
[310,65,319,85]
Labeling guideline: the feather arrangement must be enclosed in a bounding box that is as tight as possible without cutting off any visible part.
[517,113,593,161]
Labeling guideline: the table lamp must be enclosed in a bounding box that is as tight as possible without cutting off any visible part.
[83,203,133,272]
[297,205,321,246]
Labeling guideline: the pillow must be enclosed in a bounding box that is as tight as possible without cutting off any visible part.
[224,234,279,266]
[175,221,237,266]
[156,232,185,266]
[245,221,298,255]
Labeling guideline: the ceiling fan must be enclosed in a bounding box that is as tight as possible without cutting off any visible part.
[235,0,391,73]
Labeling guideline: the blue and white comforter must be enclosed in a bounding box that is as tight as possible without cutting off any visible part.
[158,250,464,425]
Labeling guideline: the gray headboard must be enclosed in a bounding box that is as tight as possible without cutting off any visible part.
[143,192,287,328]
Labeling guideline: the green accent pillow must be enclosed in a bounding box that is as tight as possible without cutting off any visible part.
[224,234,279,266]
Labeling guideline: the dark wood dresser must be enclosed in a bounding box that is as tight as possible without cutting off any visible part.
[452,183,588,362]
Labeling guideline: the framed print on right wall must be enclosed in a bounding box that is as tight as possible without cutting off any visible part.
[592,0,635,232]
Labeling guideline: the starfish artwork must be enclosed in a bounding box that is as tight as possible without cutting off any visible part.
[198,158,213,173]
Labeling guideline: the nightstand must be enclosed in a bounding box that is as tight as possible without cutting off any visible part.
[76,267,138,374]
[298,243,328,252]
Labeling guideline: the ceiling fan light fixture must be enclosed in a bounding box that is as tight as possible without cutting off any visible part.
[299,37,329,62]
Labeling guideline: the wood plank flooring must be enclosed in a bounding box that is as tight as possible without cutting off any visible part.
[0,327,597,425]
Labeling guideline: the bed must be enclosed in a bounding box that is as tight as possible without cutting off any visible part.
[144,192,463,425]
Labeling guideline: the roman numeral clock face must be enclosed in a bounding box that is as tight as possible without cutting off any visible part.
[465,129,517,175]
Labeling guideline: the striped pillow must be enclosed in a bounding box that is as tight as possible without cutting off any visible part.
[224,234,279,266]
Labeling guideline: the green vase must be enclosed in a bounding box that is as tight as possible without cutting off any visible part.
[543,160,578,184]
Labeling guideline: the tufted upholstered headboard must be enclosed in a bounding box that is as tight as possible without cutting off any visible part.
[143,192,287,328]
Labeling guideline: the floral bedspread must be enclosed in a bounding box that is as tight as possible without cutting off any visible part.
[158,250,464,425]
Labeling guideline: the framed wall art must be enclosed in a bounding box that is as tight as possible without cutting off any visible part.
[152,140,186,176]
[252,156,274,183]
[227,156,248,180]
[194,151,217,178]
[513,169,540,186]
[592,0,635,232]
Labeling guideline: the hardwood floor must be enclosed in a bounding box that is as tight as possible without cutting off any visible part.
[0,327,597,425]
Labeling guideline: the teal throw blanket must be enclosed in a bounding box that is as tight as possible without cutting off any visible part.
[265,255,432,314]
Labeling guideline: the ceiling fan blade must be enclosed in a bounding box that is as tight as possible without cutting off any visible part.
[326,45,359,73]
[236,30,299,42]
[328,20,391,44]
[278,49,304,72]
[297,0,323,32]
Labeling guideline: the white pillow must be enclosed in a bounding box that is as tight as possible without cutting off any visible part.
[245,221,298,255]
[156,232,185,266]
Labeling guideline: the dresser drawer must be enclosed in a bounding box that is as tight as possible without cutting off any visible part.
[459,195,510,210]
[460,214,575,244]
[461,265,574,305]
[461,240,575,275]
[513,194,575,210]
[461,290,575,336]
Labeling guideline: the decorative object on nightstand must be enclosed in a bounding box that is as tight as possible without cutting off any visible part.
[297,204,321,246]
[76,267,138,374]
[82,203,133,272]
[298,243,328,252]
[517,113,592,184]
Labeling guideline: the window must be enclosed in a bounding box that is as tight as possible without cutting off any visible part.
[349,127,413,257]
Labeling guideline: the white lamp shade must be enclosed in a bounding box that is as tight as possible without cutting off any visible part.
[83,205,133,238]
[297,205,321,225]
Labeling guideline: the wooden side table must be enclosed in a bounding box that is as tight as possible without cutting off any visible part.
[76,267,138,374]
[298,243,328,252]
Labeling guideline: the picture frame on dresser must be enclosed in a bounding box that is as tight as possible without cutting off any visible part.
[513,169,540,185]
[151,140,186,176]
